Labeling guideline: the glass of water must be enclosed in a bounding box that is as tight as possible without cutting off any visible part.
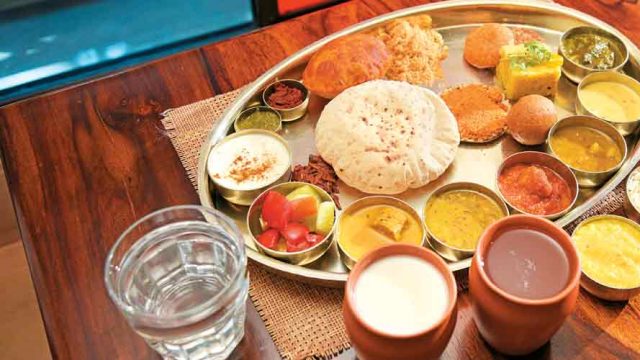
[104,205,248,360]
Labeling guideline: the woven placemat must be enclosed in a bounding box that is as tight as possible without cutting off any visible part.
[161,85,630,359]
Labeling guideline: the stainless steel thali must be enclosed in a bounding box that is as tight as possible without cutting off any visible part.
[197,0,640,287]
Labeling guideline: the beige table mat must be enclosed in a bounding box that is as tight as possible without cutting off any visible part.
[161,86,629,360]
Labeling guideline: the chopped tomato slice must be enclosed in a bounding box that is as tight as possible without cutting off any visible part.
[289,196,318,222]
[261,191,291,230]
[257,229,280,249]
[281,223,309,246]
[306,233,323,245]
[287,240,311,252]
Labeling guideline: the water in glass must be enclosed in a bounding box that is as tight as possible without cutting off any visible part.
[105,206,248,360]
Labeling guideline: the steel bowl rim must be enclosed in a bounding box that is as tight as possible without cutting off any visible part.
[575,71,640,126]
[207,129,292,193]
[335,195,427,266]
[495,151,580,219]
[246,181,337,257]
[626,167,640,211]
[422,181,509,254]
[233,106,283,133]
[262,78,310,121]
[262,79,310,110]
[571,214,640,292]
[546,115,628,175]
[559,25,629,73]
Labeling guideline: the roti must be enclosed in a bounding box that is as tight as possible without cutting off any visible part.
[315,80,460,194]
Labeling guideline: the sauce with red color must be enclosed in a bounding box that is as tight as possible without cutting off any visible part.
[485,227,570,300]
[498,164,572,215]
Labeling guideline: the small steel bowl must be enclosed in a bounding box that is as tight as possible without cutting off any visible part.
[496,151,579,220]
[624,167,640,223]
[262,79,310,122]
[571,215,640,301]
[233,106,282,133]
[422,182,509,262]
[207,129,292,206]
[576,71,640,136]
[546,115,627,187]
[246,182,336,266]
[559,26,628,83]
[335,196,426,270]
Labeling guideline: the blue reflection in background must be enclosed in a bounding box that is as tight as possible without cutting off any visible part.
[0,0,255,103]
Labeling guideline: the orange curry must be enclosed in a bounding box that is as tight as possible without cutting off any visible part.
[498,164,573,215]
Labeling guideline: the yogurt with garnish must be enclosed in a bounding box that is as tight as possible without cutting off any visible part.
[353,255,450,335]
[207,132,291,191]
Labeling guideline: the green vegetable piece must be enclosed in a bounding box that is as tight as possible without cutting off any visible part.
[509,41,552,70]
[316,201,336,235]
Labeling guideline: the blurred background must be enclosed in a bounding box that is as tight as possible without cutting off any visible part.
[0,1,340,359]
[0,0,344,105]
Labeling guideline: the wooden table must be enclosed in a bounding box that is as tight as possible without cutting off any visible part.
[1,0,639,359]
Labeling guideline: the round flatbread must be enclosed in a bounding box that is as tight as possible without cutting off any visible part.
[441,84,510,143]
[315,80,459,194]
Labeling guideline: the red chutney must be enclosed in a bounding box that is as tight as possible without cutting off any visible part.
[498,164,573,215]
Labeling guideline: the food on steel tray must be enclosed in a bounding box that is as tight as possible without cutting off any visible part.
[464,23,514,69]
[302,34,390,99]
[573,216,640,290]
[266,82,304,109]
[498,163,573,216]
[255,185,335,252]
[561,32,622,70]
[578,80,640,123]
[506,94,557,145]
[424,189,506,251]
[440,84,510,143]
[235,107,281,131]
[373,15,448,86]
[627,168,640,217]
[512,27,544,45]
[291,154,341,209]
[496,41,563,100]
[338,203,424,263]
[549,125,623,172]
[207,131,290,191]
[315,80,459,194]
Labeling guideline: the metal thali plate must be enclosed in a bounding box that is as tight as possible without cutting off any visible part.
[197,0,640,287]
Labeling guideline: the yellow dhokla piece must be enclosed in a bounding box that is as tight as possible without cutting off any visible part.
[496,43,563,100]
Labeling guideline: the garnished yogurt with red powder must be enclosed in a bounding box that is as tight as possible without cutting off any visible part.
[207,132,291,191]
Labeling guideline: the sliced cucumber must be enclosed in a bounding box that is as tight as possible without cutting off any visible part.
[286,185,321,203]
[316,201,336,235]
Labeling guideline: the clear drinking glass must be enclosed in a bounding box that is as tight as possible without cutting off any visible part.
[104,205,248,360]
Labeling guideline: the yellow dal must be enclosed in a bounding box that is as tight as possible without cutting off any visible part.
[573,218,640,289]
[579,81,640,123]
[338,205,423,262]
[550,126,622,172]
[424,190,505,250]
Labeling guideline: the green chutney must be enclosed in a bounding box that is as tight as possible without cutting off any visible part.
[236,110,281,131]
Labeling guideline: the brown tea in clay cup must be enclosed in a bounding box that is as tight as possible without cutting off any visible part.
[343,244,457,360]
[469,215,581,356]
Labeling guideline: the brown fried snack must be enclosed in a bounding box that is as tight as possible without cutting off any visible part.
[463,23,514,69]
[441,84,510,143]
[302,34,390,99]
